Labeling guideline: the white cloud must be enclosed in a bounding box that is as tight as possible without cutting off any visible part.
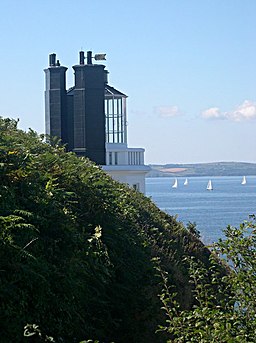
[227,100,256,121]
[201,100,256,121]
[155,105,182,118]
[201,107,224,120]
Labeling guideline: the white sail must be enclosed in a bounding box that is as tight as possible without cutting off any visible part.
[207,180,213,191]
[172,178,178,188]
[184,178,188,186]
[241,176,247,185]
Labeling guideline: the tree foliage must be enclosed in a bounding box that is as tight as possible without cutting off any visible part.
[0,117,219,342]
[157,216,256,342]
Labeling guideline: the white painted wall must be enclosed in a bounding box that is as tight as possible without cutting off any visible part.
[110,172,145,193]
[104,141,150,193]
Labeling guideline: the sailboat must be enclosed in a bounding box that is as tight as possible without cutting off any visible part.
[172,178,178,188]
[207,180,213,191]
[184,178,188,186]
[241,176,247,185]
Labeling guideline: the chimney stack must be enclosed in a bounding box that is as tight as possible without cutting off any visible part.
[49,53,56,66]
[79,51,85,65]
[87,51,92,64]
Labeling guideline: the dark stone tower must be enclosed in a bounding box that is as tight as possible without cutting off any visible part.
[72,51,106,164]
[44,54,69,144]
[44,51,106,165]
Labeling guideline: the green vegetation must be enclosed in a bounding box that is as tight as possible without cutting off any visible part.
[0,118,215,342]
[2,118,255,343]
[157,216,256,342]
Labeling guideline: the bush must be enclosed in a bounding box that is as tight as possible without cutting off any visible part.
[158,216,256,342]
[0,117,219,342]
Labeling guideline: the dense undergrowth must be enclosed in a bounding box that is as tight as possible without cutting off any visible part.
[0,118,220,342]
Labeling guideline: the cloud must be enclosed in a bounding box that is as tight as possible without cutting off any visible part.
[227,100,256,121]
[155,105,182,118]
[201,107,223,120]
[201,100,256,121]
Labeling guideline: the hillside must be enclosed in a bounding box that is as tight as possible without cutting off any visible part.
[0,118,225,343]
[148,161,256,177]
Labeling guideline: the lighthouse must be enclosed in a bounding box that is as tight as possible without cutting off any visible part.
[44,51,149,192]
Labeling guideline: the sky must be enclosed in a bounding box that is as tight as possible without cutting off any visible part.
[0,0,256,165]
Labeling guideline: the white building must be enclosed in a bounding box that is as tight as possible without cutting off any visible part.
[102,85,150,193]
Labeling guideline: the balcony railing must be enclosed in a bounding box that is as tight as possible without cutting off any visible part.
[106,146,145,166]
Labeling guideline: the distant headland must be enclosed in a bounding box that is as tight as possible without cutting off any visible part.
[147,162,256,177]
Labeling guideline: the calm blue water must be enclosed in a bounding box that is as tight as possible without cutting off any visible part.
[146,176,256,244]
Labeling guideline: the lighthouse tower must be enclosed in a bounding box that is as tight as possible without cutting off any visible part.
[44,51,149,193]
[103,84,150,193]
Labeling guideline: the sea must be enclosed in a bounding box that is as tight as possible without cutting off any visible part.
[146,176,256,245]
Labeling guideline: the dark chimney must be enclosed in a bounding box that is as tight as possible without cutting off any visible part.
[87,51,92,65]
[79,51,85,65]
[49,53,56,66]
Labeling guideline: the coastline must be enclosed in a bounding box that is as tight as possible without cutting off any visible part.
[147,161,256,177]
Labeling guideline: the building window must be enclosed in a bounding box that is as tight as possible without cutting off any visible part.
[109,152,112,165]
[105,97,125,144]
[132,183,140,191]
[114,152,118,165]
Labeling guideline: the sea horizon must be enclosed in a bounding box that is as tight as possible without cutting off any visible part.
[146,175,256,244]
